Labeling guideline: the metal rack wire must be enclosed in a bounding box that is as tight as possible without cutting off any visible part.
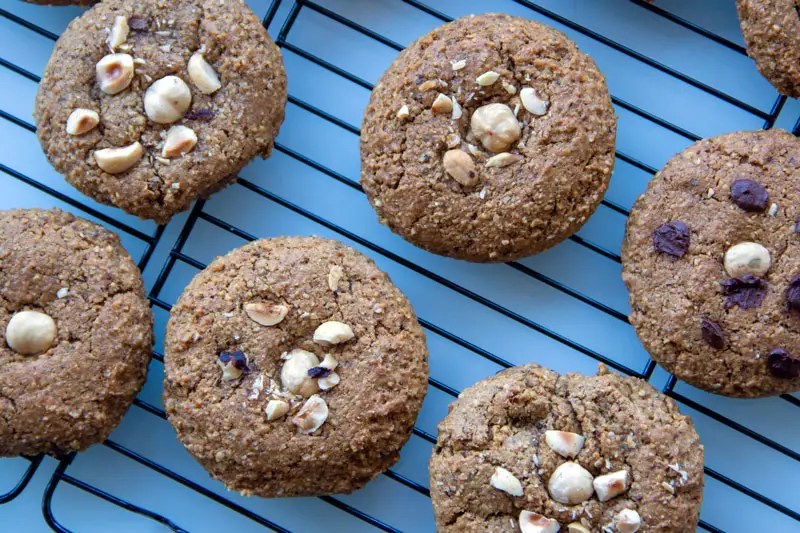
[1,0,799,531]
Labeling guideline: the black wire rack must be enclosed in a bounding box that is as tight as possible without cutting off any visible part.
[1,0,799,531]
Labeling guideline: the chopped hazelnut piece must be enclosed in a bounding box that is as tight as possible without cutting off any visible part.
[188,53,222,94]
[593,470,629,502]
[490,466,523,496]
[567,523,590,533]
[94,142,143,174]
[66,108,99,136]
[431,93,453,114]
[292,394,328,433]
[161,125,198,158]
[265,399,290,421]
[107,16,129,51]
[520,87,548,115]
[419,79,440,91]
[96,53,135,95]
[518,511,559,533]
[318,371,340,390]
[451,96,462,120]
[544,430,585,459]
[217,350,248,381]
[328,265,344,291]
[476,70,500,86]
[313,321,354,346]
[244,302,289,326]
[443,149,478,186]
[486,152,522,168]
[450,59,466,70]
[547,462,594,504]
[396,104,410,119]
[319,353,338,370]
[280,349,320,397]
[614,509,641,533]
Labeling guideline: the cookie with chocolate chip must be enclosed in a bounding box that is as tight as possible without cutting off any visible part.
[622,129,800,397]
[360,13,616,262]
[34,0,287,223]
[164,237,429,497]
[0,208,152,456]
[429,364,704,532]
[737,0,800,97]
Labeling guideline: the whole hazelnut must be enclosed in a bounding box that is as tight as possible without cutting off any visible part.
[723,242,771,278]
[470,103,521,153]
[5,310,56,355]
[280,349,320,397]
[547,461,594,504]
[144,76,192,124]
[96,53,135,95]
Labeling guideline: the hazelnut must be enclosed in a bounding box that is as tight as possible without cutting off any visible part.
[544,430,585,459]
[318,371,340,390]
[161,125,198,158]
[328,265,344,291]
[547,462,594,504]
[518,511,559,533]
[431,93,453,114]
[485,152,522,168]
[280,349,320,397]
[593,469,629,502]
[450,59,466,71]
[66,108,99,136]
[144,75,192,124]
[613,509,641,533]
[567,523,590,533]
[489,466,523,496]
[502,82,517,95]
[470,103,521,153]
[396,104,410,119]
[443,149,477,186]
[265,399,290,421]
[107,16,129,51]
[244,302,288,326]
[217,351,248,381]
[94,142,143,174]
[520,87,548,116]
[476,70,500,86]
[319,353,338,370]
[313,321,354,346]
[292,394,328,433]
[451,96,462,120]
[96,53,135,95]
[187,53,222,95]
[723,242,771,278]
[5,310,56,355]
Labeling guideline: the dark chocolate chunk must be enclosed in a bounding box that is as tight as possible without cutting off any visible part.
[730,179,769,212]
[787,275,800,314]
[128,17,148,31]
[722,274,767,310]
[767,348,800,379]
[700,319,724,349]
[652,221,690,258]
[308,366,332,379]
[219,350,249,371]
[185,109,215,121]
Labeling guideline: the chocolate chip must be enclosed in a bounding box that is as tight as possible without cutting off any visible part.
[700,319,724,349]
[652,221,690,258]
[730,179,769,212]
[722,274,767,310]
[219,350,249,371]
[185,109,215,121]
[308,366,332,378]
[787,275,800,314]
[128,17,148,31]
[767,348,800,379]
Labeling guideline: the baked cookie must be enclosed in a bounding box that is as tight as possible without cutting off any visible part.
[361,13,616,262]
[164,237,428,497]
[429,364,704,532]
[0,208,152,456]
[35,0,287,223]
[737,0,800,97]
[623,129,800,397]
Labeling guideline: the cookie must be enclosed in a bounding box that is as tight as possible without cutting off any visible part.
[622,129,800,397]
[429,364,704,532]
[0,208,153,456]
[164,237,429,497]
[360,13,616,262]
[737,0,800,97]
[34,0,287,223]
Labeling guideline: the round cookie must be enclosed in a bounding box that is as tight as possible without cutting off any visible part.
[0,208,153,456]
[429,364,704,532]
[622,129,800,397]
[34,0,287,223]
[360,13,616,262]
[737,0,800,97]
[164,237,429,497]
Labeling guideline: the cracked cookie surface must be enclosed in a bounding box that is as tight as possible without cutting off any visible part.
[622,129,800,397]
[34,0,287,223]
[164,237,428,497]
[361,13,616,262]
[0,208,152,456]
[429,364,703,532]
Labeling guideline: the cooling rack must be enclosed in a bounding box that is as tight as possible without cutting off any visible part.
[1,0,800,531]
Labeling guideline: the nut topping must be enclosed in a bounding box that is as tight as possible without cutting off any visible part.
[544,430,585,458]
[613,509,641,533]
[265,399,290,421]
[144,75,192,124]
[593,469,629,502]
[476,70,500,86]
[520,87,548,115]
[188,53,222,94]
[485,152,522,168]
[319,353,338,370]
[723,242,771,278]
[328,265,344,291]
[443,149,477,186]
[396,104,410,119]
[162,125,198,158]
[280,349,320,397]
[431,93,453,114]
[94,142,143,174]
[318,371,340,390]
[450,59,466,71]
[567,523,590,533]
[292,394,328,433]
[518,511,559,533]
[313,321,354,346]
[244,302,288,326]
[451,96,462,120]
[217,350,248,381]
[547,462,594,504]
[107,16,129,51]
[66,108,99,136]
[490,466,523,496]
[5,310,56,355]
[470,103,521,153]
[96,53,135,95]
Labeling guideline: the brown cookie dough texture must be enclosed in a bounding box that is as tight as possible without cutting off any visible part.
[623,129,800,397]
[429,364,703,532]
[34,0,287,223]
[361,13,616,262]
[0,208,153,456]
[737,0,800,97]
[164,237,429,497]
